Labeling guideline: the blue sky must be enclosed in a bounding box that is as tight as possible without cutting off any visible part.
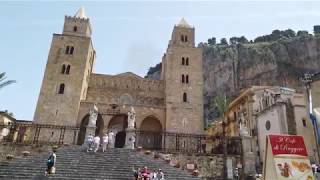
[1,1,320,120]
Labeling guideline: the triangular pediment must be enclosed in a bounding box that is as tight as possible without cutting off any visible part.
[115,72,143,79]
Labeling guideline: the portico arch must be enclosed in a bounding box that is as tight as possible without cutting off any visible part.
[138,115,163,149]
[77,114,104,145]
[108,114,128,148]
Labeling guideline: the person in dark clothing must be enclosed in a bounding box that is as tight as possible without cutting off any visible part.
[45,149,57,176]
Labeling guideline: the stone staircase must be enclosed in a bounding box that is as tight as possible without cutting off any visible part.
[0,146,201,180]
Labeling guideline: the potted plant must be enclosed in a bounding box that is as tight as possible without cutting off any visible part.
[164,157,171,163]
[52,145,59,151]
[137,146,142,152]
[174,162,181,168]
[6,154,14,160]
[144,150,151,155]
[22,151,30,157]
[154,152,160,159]
[192,169,199,176]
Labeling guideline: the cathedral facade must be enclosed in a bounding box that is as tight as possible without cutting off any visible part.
[33,8,204,146]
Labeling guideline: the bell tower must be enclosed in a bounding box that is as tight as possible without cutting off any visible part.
[34,7,95,126]
[162,18,204,134]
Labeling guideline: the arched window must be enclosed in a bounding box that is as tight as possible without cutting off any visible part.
[119,94,133,105]
[58,83,65,94]
[185,35,188,42]
[186,75,189,84]
[70,46,74,55]
[302,118,307,127]
[73,26,77,32]
[182,57,185,65]
[181,74,185,83]
[186,58,189,66]
[65,46,70,54]
[183,92,187,102]
[66,65,71,74]
[61,64,66,74]
[181,35,184,42]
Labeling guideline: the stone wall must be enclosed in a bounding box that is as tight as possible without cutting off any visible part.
[156,152,240,179]
[0,143,58,162]
[77,102,165,131]
[86,73,164,107]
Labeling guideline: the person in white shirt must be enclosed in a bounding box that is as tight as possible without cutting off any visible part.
[93,135,100,153]
[108,131,115,148]
[157,169,165,180]
[102,134,109,152]
[85,134,94,152]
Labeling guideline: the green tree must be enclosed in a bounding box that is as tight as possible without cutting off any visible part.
[283,29,296,38]
[229,37,238,45]
[220,38,228,45]
[208,37,216,45]
[212,94,229,178]
[297,30,309,37]
[0,72,16,89]
[212,94,229,118]
[1,110,14,117]
[238,36,248,44]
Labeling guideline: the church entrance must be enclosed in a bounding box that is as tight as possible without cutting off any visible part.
[77,114,104,145]
[108,114,128,148]
[138,116,162,149]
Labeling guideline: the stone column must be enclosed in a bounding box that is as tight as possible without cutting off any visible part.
[125,127,136,149]
[85,125,96,139]
[241,135,256,178]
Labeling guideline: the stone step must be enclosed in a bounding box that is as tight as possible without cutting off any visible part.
[0,146,201,180]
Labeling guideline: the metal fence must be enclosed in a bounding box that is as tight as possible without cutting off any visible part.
[135,130,242,156]
[0,123,79,145]
[0,123,242,156]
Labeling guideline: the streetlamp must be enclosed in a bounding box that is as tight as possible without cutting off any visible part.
[300,73,320,162]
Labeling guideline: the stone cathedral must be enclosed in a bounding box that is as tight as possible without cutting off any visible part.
[33,8,204,147]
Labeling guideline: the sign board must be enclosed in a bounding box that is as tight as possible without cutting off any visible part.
[186,164,195,170]
[263,134,314,180]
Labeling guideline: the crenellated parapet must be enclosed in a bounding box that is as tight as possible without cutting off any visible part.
[85,73,165,107]
[65,15,90,22]
[89,73,164,92]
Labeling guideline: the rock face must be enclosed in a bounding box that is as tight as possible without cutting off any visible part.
[146,35,320,123]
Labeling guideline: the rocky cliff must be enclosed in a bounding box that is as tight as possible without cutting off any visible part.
[146,35,320,123]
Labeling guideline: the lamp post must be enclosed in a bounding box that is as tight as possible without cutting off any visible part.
[300,73,320,162]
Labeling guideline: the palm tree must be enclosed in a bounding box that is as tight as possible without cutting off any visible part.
[212,94,229,178]
[0,72,16,89]
[213,94,229,118]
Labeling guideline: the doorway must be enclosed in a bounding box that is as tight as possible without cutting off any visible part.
[108,114,128,148]
[77,114,104,145]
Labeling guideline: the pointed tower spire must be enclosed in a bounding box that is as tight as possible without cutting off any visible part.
[74,7,87,19]
[177,18,191,28]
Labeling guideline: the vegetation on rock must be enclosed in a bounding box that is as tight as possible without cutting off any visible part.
[145,27,320,123]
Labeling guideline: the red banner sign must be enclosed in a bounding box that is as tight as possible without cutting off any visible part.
[269,135,308,157]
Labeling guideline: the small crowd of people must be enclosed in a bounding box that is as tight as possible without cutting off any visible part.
[85,131,115,152]
[133,166,165,180]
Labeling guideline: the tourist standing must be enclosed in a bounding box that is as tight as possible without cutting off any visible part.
[45,149,57,176]
[108,130,115,148]
[93,135,100,152]
[102,133,109,152]
[150,170,157,180]
[156,169,165,180]
[140,166,150,180]
[85,133,94,152]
